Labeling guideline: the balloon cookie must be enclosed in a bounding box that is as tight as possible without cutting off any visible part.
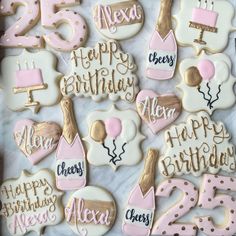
[60,40,139,103]
[146,0,177,80]
[65,186,116,236]
[122,149,158,236]
[136,90,181,134]
[0,50,61,113]
[14,119,62,165]
[178,52,236,114]
[0,169,63,236]
[92,0,144,40]
[175,0,236,54]
[159,111,236,177]
[56,97,87,191]
[84,105,145,170]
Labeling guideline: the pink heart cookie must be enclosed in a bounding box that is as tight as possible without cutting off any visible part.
[14,119,62,165]
[136,90,181,134]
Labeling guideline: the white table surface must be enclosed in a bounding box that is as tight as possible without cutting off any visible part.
[1,0,236,235]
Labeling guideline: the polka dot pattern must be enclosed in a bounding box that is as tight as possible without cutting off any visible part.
[152,179,198,236]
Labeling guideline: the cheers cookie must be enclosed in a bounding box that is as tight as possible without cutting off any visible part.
[84,105,145,170]
[159,112,236,177]
[175,0,235,54]
[93,0,144,40]
[136,90,181,134]
[60,40,139,103]
[14,119,62,165]
[1,50,61,113]
[65,186,116,236]
[0,169,63,236]
[56,97,87,191]
[178,52,236,114]
[146,0,177,80]
[122,149,158,236]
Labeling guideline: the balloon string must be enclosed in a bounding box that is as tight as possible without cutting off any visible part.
[210,84,221,109]
[206,82,212,107]
[102,142,115,163]
[198,85,211,108]
[116,143,127,163]
[112,139,117,158]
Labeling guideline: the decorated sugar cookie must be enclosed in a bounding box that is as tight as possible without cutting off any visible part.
[136,90,181,134]
[93,0,144,40]
[0,169,63,236]
[122,149,158,236]
[159,112,236,177]
[60,40,139,103]
[152,178,198,236]
[1,50,61,113]
[196,174,236,235]
[65,186,116,236]
[175,0,235,54]
[178,52,236,114]
[83,105,145,170]
[56,97,87,191]
[14,119,62,165]
[146,0,177,80]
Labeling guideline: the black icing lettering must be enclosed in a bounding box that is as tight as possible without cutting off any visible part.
[149,52,176,67]
[125,208,151,227]
[57,161,84,177]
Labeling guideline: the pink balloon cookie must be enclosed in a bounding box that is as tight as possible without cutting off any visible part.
[84,105,145,170]
[175,0,236,54]
[178,52,236,114]
[136,90,181,134]
[0,169,63,236]
[122,149,158,236]
[93,0,144,40]
[146,0,177,80]
[196,174,236,235]
[65,186,116,236]
[159,111,236,177]
[14,119,62,165]
[56,97,87,191]
[152,178,198,236]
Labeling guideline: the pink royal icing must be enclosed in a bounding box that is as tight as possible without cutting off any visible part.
[152,179,198,236]
[15,69,43,88]
[192,8,218,28]
[146,30,177,80]
[56,134,86,191]
[197,59,215,81]
[104,117,122,139]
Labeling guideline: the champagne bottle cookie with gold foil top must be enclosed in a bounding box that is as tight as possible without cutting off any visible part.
[122,149,158,236]
[56,97,86,191]
[146,0,177,80]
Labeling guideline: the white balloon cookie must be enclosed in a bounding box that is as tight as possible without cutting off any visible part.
[159,112,236,177]
[0,169,63,236]
[178,52,236,114]
[0,50,61,113]
[92,0,144,40]
[175,0,235,54]
[60,40,139,103]
[65,186,116,236]
[83,105,145,170]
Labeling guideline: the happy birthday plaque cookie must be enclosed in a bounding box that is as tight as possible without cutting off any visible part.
[175,0,235,54]
[65,186,116,236]
[14,119,62,165]
[83,105,145,170]
[93,0,144,40]
[0,169,63,236]
[178,52,236,114]
[0,50,61,113]
[60,40,139,103]
[136,90,181,134]
[159,112,236,177]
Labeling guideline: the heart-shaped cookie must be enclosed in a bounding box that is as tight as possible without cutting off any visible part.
[136,90,182,134]
[14,119,62,165]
